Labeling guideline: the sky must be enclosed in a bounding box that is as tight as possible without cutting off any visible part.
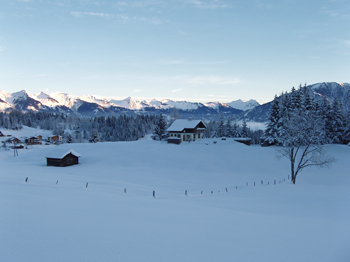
[0,0,349,103]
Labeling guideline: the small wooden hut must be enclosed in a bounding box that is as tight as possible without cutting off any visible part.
[46,149,81,167]
[233,138,252,146]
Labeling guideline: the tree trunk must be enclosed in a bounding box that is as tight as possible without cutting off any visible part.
[290,148,296,184]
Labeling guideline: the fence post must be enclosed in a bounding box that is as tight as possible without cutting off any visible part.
[226,188,228,192]
[274,180,276,185]
[124,188,126,194]
[25,177,28,183]
[211,191,213,194]
[261,180,263,185]
[56,180,58,185]
[201,191,203,195]
[153,190,155,198]
[246,182,248,186]
[86,182,88,188]
[254,182,255,186]
[185,190,187,196]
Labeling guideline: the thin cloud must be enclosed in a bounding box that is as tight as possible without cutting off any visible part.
[341,39,350,46]
[133,89,142,93]
[187,76,241,85]
[70,11,162,24]
[188,0,229,9]
[0,46,6,52]
[71,11,114,18]
[172,89,182,93]
[116,14,162,24]
[320,6,350,19]
[159,59,226,65]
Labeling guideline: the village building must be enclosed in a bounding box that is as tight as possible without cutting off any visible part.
[167,119,206,143]
[0,131,5,137]
[47,135,62,144]
[46,149,81,167]
[8,137,24,149]
[9,137,21,144]
[25,136,42,145]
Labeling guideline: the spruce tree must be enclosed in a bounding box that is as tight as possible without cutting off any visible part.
[154,113,167,140]
[263,95,280,145]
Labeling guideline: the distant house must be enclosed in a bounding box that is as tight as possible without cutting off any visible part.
[46,149,81,167]
[9,137,21,144]
[0,131,5,137]
[9,137,23,149]
[167,119,206,143]
[233,137,252,146]
[48,135,62,144]
[25,136,42,145]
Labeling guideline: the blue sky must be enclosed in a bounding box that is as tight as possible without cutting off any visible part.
[0,0,349,103]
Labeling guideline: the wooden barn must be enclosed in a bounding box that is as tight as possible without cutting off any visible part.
[233,137,252,146]
[46,149,81,167]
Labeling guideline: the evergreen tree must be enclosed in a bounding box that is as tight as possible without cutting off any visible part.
[154,113,167,140]
[217,113,226,137]
[232,120,240,137]
[241,119,249,138]
[66,133,74,143]
[263,95,280,145]
[89,130,100,143]
[225,117,233,137]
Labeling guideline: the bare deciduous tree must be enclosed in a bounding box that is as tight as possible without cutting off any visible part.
[277,113,334,184]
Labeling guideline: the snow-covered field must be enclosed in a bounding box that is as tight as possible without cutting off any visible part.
[0,127,349,262]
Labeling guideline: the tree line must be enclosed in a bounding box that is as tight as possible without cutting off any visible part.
[0,111,157,143]
[263,84,350,146]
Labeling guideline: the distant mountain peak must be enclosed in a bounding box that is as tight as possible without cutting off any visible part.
[227,99,260,111]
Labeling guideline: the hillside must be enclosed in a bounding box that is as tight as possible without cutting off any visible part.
[0,127,349,262]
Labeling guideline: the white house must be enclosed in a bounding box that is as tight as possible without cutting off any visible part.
[167,119,206,143]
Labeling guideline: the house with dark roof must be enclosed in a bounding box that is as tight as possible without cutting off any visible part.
[46,149,81,167]
[167,119,206,143]
[25,136,42,145]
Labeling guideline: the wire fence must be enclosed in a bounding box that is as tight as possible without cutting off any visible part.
[18,174,292,199]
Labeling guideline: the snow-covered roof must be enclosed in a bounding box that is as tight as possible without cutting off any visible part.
[45,149,81,159]
[167,119,206,132]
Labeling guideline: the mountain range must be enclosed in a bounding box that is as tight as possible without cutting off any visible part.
[0,82,349,122]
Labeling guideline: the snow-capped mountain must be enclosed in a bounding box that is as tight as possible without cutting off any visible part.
[33,92,60,107]
[227,99,261,111]
[0,82,347,121]
[0,90,247,119]
[311,82,350,106]
[110,97,150,110]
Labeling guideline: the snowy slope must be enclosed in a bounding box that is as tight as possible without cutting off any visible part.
[0,127,349,262]
[110,97,148,110]
[33,92,60,107]
[49,92,78,108]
